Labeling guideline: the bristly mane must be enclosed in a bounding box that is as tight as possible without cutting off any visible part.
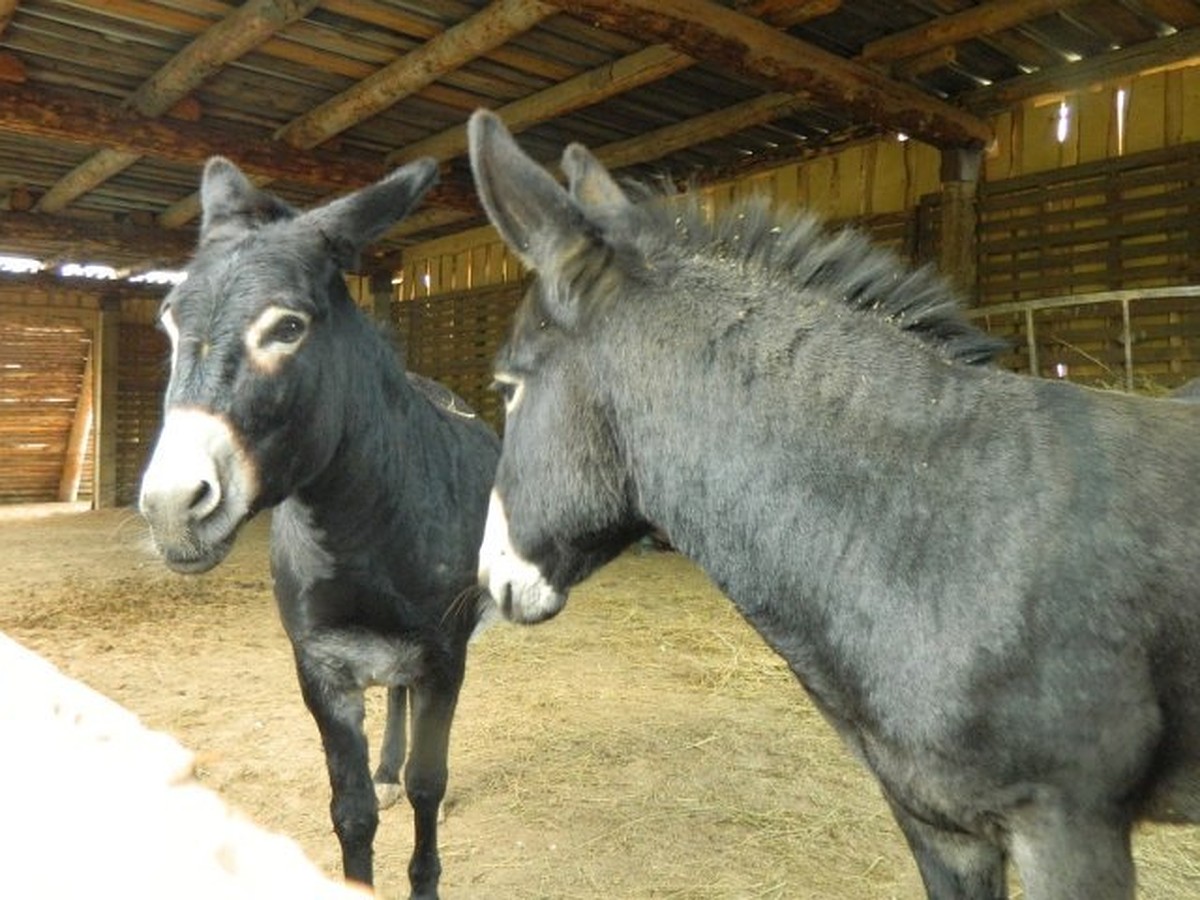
[619,190,1007,366]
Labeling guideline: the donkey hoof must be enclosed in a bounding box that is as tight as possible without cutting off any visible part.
[375,781,403,810]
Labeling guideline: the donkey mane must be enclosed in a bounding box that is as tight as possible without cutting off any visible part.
[619,191,1006,366]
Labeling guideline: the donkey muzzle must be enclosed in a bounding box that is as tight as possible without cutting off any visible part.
[477,490,567,624]
[139,408,257,573]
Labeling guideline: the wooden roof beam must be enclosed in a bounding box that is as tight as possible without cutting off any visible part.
[388,43,694,165]
[126,0,321,117]
[34,0,321,214]
[548,0,992,148]
[858,0,1083,64]
[0,82,389,192]
[735,0,843,29]
[964,25,1200,113]
[0,0,16,35]
[387,0,838,166]
[277,0,558,150]
[0,210,195,265]
[589,92,815,171]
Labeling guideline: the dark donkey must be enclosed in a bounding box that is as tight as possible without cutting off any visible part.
[139,157,499,898]
[467,110,1200,899]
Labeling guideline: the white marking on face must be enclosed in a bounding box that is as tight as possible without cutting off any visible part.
[139,408,257,546]
[160,303,180,370]
[477,489,566,623]
[244,305,311,373]
[493,372,525,416]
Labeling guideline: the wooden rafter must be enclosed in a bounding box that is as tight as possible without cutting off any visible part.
[387,0,839,166]
[0,83,389,192]
[3,0,1195,267]
[387,43,695,165]
[965,26,1200,112]
[859,0,1083,63]
[34,0,321,213]
[547,0,994,148]
[277,0,557,150]
[0,211,195,264]
[0,0,16,35]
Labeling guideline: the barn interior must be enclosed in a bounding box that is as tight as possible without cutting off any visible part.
[2,0,1200,509]
[3,4,1200,898]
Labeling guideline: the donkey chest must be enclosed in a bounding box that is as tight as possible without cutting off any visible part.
[300,625,427,690]
[275,576,442,690]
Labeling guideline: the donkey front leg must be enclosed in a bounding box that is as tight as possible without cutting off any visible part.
[295,657,377,886]
[886,798,1008,900]
[1008,805,1135,900]
[375,685,407,810]
[405,676,463,900]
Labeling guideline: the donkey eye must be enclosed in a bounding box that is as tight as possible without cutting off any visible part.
[490,375,525,414]
[265,313,307,346]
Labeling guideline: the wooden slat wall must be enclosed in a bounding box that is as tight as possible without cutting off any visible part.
[0,317,93,504]
[396,283,524,433]
[115,322,169,507]
[975,139,1200,388]
[978,143,1200,303]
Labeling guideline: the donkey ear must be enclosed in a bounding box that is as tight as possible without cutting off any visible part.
[300,157,439,269]
[199,157,297,246]
[468,109,595,275]
[562,143,631,215]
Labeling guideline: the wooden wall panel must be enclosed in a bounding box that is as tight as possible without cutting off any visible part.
[0,317,93,504]
[115,323,169,508]
[978,143,1200,304]
[395,283,523,433]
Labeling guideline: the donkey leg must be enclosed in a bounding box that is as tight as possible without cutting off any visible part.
[295,660,377,886]
[374,685,407,810]
[887,801,1007,900]
[1008,808,1134,900]
[404,677,462,900]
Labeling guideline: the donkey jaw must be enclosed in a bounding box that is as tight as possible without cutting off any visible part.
[477,490,567,624]
[139,407,257,576]
[157,531,238,575]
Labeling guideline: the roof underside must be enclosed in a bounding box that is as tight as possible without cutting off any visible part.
[1,0,1198,276]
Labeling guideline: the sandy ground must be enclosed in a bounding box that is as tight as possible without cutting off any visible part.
[1,507,1197,898]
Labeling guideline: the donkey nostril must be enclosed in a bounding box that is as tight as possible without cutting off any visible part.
[189,479,218,516]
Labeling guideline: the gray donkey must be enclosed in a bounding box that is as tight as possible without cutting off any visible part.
[469,109,1200,899]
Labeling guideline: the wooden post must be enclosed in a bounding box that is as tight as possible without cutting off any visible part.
[57,342,93,502]
[939,146,981,304]
[92,296,120,508]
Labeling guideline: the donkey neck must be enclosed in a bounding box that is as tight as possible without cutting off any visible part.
[295,316,434,548]
[611,307,1026,706]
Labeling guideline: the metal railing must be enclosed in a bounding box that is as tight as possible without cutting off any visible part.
[963,285,1200,391]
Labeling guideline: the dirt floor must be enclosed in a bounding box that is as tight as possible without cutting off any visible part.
[2,507,1198,899]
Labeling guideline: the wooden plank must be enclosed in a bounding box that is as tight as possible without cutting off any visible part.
[1128,71,1168,155]
[34,0,322,214]
[548,0,992,148]
[966,26,1200,114]
[389,43,695,164]
[279,0,556,149]
[58,343,94,503]
[860,0,1081,64]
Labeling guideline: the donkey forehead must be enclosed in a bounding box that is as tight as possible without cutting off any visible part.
[174,240,325,321]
